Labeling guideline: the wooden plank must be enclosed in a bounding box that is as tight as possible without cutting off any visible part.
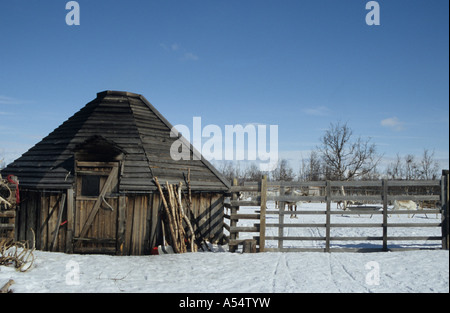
[387,223,441,227]
[325,181,331,252]
[265,247,327,252]
[116,196,126,255]
[47,194,58,251]
[40,194,49,250]
[386,236,442,241]
[266,236,326,241]
[259,175,267,252]
[265,210,327,215]
[149,193,160,251]
[266,223,383,228]
[278,185,285,250]
[268,195,325,202]
[389,195,440,201]
[230,200,260,207]
[230,213,260,220]
[230,226,260,233]
[266,223,326,228]
[442,171,449,250]
[230,185,260,192]
[50,193,66,251]
[229,178,239,252]
[331,195,381,202]
[124,196,134,255]
[0,211,15,218]
[387,180,440,187]
[0,224,15,230]
[382,179,388,251]
[209,194,224,243]
[330,181,382,187]
[65,188,74,254]
[131,196,144,255]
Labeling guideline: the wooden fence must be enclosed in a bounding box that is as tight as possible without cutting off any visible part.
[224,170,449,253]
[0,210,16,241]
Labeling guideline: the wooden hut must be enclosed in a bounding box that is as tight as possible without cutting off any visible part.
[1,91,230,255]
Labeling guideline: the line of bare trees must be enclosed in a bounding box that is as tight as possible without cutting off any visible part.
[218,122,442,183]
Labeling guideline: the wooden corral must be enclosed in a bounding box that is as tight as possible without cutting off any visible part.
[226,174,449,252]
[1,91,230,255]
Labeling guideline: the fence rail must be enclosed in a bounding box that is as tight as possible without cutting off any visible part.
[224,170,449,253]
[0,210,16,240]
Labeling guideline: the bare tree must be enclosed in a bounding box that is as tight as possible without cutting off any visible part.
[318,122,381,181]
[271,159,295,181]
[217,161,240,182]
[404,154,420,180]
[386,153,404,180]
[299,151,322,181]
[386,149,440,180]
[419,149,440,180]
[243,163,263,182]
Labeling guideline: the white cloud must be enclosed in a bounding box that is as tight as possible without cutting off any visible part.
[0,95,33,105]
[381,117,404,131]
[302,106,331,116]
[181,52,199,61]
[160,43,199,61]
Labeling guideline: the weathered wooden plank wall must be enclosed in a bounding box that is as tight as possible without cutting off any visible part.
[15,190,225,255]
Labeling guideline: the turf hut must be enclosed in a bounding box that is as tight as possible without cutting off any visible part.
[1,91,230,255]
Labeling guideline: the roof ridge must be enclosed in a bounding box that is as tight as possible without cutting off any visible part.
[97,90,142,99]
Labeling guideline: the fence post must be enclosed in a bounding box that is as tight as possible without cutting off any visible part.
[382,179,388,251]
[229,178,239,253]
[325,180,331,252]
[441,170,449,250]
[278,183,285,250]
[259,175,267,252]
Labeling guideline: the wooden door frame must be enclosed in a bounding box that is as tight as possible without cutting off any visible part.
[73,161,120,253]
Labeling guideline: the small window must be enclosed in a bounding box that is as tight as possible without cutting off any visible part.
[81,175,100,197]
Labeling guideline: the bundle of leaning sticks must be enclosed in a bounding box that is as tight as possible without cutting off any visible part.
[153,177,197,253]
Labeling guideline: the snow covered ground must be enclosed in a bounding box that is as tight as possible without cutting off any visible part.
[1,201,448,293]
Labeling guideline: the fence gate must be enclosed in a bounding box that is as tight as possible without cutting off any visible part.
[225,171,449,253]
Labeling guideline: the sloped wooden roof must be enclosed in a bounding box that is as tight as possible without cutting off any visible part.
[1,91,230,192]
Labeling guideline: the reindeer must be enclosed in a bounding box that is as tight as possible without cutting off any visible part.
[391,200,422,218]
[277,188,307,218]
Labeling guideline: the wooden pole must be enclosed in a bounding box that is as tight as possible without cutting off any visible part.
[278,183,285,250]
[166,182,179,249]
[325,181,331,252]
[177,182,196,252]
[65,188,74,254]
[116,196,126,255]
[259,175,267,252]
[382,179,388,251]
[230,178,238,252]
[441,170,449,250]
[154,177,179,253]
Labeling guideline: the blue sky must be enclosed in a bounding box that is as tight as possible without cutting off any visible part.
[0,0,449,172]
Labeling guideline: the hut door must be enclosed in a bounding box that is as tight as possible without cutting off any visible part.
[74,161,119,254]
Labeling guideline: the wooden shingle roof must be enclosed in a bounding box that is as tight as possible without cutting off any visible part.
[1,91,230,192]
